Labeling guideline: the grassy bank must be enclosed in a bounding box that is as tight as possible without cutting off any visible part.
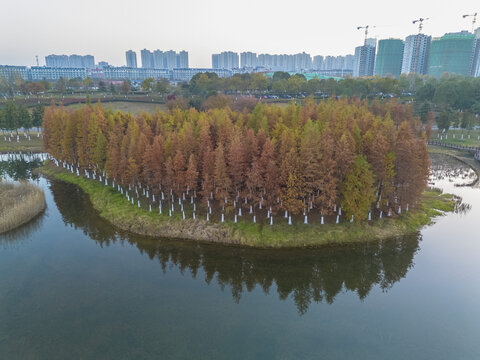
[0,181,46,234]
[37,163,455,248]
[0,134,43,153]
[431,129,480,148]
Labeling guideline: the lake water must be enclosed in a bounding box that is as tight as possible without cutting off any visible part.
[0,153,479,359]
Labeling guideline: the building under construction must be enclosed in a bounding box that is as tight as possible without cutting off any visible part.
[471,28,480,77]
[374,39,404,77]
[401,34,431,75]
[427,31,477,77]
[353,37,376,77]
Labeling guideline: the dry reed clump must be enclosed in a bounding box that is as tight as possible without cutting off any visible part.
[0,181,46,234]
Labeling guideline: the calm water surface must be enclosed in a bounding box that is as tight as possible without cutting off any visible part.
[0,153,479,359]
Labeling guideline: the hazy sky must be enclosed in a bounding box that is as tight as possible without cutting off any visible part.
[1,0,478,68]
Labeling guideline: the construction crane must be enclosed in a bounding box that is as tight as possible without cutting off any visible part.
[411,18,429,74]
[35,55,39,66]
[357,25,375,44]
[462,13,477,33]
[412,18,429,33]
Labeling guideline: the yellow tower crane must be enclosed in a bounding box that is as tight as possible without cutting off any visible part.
[412,18,429,33]
[462,13,477,33]
[357,25,376,45]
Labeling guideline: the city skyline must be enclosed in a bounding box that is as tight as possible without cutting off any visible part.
[1,0,478,68]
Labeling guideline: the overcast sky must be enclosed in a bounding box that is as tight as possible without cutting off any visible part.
[1,0,478,68]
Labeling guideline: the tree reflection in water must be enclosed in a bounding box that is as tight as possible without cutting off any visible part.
[50,180,420,314]
[0,154,43,181]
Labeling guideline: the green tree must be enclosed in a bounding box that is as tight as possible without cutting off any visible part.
[121,80,131,94]
[98,81,107,92]
[341,155,376,222]
[141,78,154,92]
[154,78,169,95]
[55,78,67,94]
[82,77,93,92]
[272,71,290,82]
[19,105,32,132]
[437,110,452,132]
[94,132,108,170]
[460,112,475,130]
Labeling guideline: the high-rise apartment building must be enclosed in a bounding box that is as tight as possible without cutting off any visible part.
[211,51,239,69]
[353,39,376,77]
[177,51,189,68]
[212,54,220,69]
[323,56,335,70]
[294,52,312,71]
[45,55,69,68]
[68,54,84,67]
[153,50,164,68]
[427,31,476,77]
[240,52,257,68]
[83,55,95,69]
[401,34,431,75]
[344,55,355,70]
[313,55,324,70]
[141,49,154,68]
[45,54,95,68]
[374,39,404,77]
[144,49,189,69]
[126,50,138,68]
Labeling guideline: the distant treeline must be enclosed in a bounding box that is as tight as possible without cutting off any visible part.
[43,99,429,222]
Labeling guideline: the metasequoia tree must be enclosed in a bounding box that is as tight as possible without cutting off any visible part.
[43,98,430,223]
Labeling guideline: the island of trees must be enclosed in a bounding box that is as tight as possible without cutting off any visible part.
[42,98,430,232]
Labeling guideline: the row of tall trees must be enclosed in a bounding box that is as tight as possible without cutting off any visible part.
[43,99,429,222]
[0,101,44,133]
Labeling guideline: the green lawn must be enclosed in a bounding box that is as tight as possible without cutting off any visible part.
[0,132,43,152]
[431,129,480,148]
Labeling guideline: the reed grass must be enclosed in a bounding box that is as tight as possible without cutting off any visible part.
[0,181,46,234]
